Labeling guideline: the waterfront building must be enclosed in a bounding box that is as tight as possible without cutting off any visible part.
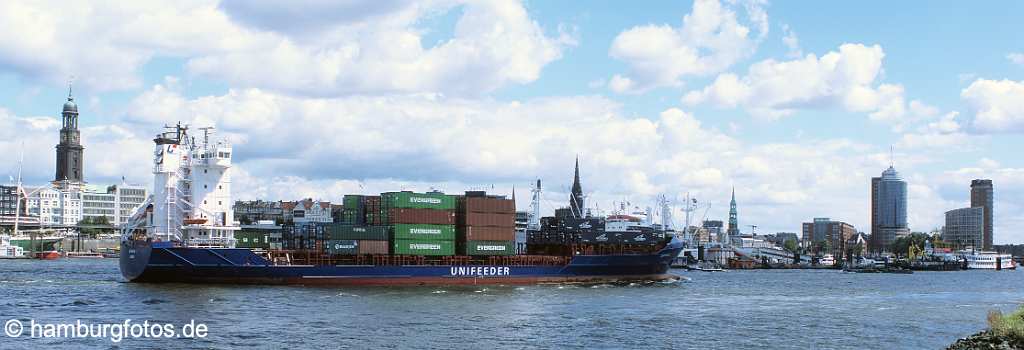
[727,187,740,237]
[283,199,333,224]
[24,186,81,226]
[943,207,984,249]
[970,179,993,250]
[80,183,147,226]
[870,165,909,253]
[802,218,856,258]
[0,185,25,217]
[53,86,85,192]
[702,220,725,243]
[234,200,285,224]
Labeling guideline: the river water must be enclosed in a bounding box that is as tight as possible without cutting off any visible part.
[1,259,1022,349]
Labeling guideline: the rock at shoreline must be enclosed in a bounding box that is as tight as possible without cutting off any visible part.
[947,330,1024,350]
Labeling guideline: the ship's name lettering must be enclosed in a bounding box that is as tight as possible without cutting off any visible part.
[449,266,511,276]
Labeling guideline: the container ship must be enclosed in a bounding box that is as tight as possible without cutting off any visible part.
[120,124,683,285]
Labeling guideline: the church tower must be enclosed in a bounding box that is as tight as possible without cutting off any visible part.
[54,84,84,187]
[727,187,740,236]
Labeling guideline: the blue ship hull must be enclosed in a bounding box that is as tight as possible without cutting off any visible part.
[120,239,684,285]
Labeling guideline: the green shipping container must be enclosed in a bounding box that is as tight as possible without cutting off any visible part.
[392,239,455,256]
[381,192,456,210]
[234,231,270,249]
[461,240,515,256]
[343,195,365,208]
[393,224,455,241]
[327,224,391,240]
[327,240,359,255]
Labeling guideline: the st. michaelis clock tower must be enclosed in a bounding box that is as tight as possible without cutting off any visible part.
[54,84,84,189]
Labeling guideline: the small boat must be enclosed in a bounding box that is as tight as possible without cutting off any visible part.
[34,251,62,260]
[65,251,105,259]
[963,251,1016,270]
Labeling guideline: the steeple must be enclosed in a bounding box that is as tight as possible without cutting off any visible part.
[727,186,740,236]
[569,156,585,218]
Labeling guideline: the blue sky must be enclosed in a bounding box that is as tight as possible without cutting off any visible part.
[1,1,1022,242]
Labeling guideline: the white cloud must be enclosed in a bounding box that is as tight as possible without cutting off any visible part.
[0,1,566,96]
[781,24,802,58]
[1008,53,1024,66]
[961,78,1024,132]
[683,43,908,120]
[607,0,767,94]
[898,112,971,150]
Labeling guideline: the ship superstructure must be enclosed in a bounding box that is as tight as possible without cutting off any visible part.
[123,124,238,248]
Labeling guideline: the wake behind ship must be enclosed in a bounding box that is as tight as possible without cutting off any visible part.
[120,124,683,285]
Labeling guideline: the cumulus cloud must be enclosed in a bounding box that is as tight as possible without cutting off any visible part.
[682,43,908,120]
[898,112,971,150]
[781,24,802,58]
[0,0,566,96]
[607,0,768,94]
[961,78,1024,132]
[1008,53,1024,66]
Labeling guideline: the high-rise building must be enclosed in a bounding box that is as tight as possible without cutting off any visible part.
[942,207,984,249]
[801,218,856,258]
[54,86,84,189]
[727,187,740,236]
[569,157,585,218]
[870,165,909,253]
[970,179,993,250]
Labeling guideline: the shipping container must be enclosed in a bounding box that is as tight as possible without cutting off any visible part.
[325,224,391,240]
[356,240,389,255]
[458,226,516,241]
[382,192,456,210]
[460,240,515,256]
[343,195,365,208]
[382,208,455,225]
[579,231,664,245]
[392,239,455,256]
[393,224,455,241]
[458,196,514,214]
[460,212,514,227]
[327,240,359,255]
[558,217,605,232]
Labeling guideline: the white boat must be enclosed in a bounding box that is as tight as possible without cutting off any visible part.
[0,235,27,259]
[963,251,1016,270]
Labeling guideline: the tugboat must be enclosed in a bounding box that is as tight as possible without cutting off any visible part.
[120,124,682,285]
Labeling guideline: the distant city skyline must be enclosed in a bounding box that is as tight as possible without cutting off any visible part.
[0,1,1022,243]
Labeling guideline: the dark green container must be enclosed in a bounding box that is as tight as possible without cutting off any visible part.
[392,239,455,256]
[343,195,365,208]
[327,224,391,240]
[235,231,270,249]
[381,192,455,210]
[327,240,359,255]
[393,224,455,240]
[461,240,515,256]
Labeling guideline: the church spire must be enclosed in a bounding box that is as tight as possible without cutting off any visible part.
[728,186,739,236]
[570,156,585,218]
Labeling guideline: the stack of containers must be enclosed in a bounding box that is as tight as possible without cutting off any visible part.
[281,224,326,252]
[457,192,516,256]
[325,224,390,255]
[365,196,382,225]
[382,192,456,256]
[341,195,366,224]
